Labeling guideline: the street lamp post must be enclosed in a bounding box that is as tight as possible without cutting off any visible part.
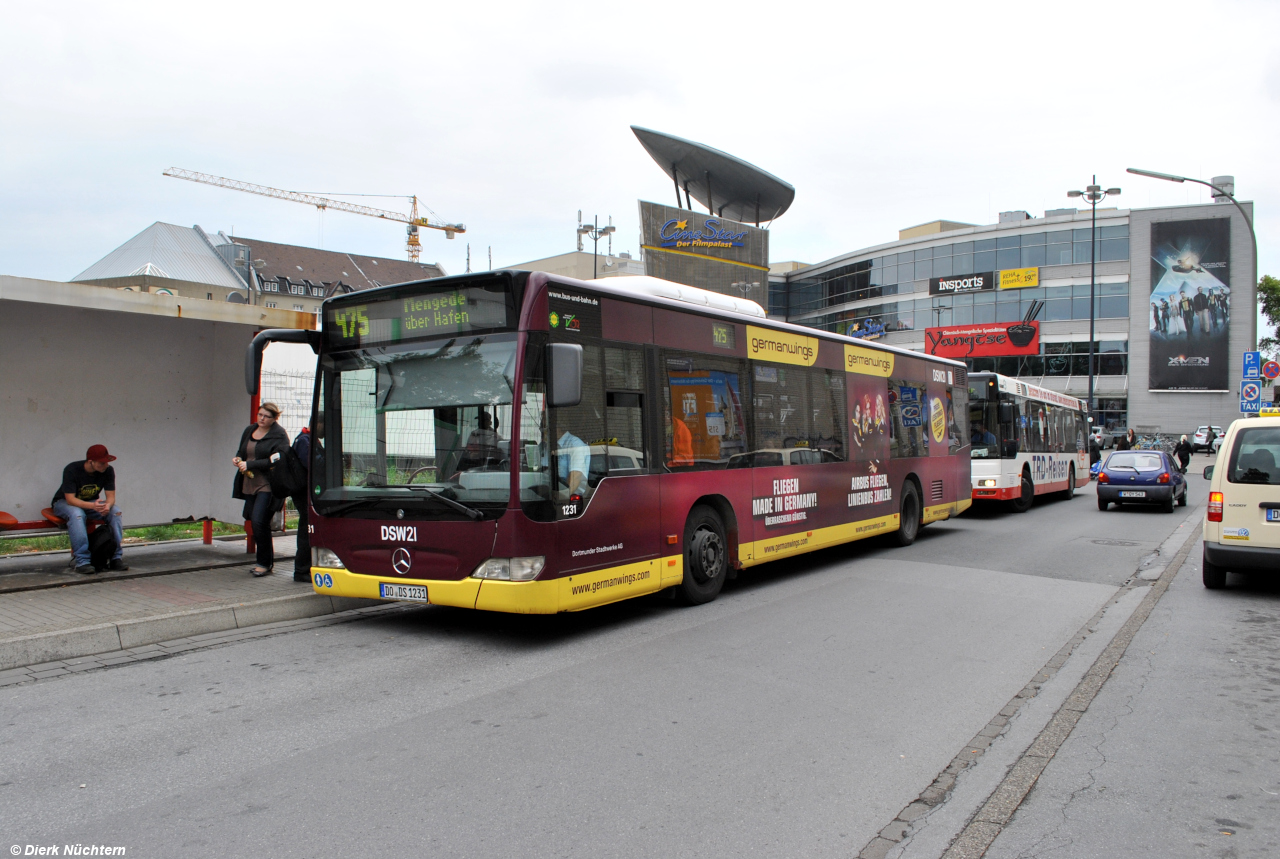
[577,215,617,280]
[1126,168,1259,351]
[1067,177,1121,427]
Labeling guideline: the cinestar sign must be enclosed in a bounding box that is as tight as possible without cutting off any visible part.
[929,272,994,296]
[659,217,747,249]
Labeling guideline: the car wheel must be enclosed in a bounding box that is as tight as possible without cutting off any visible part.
[1097,496,1109,511]
[1202,546,1226,589]
[676,505,728,605]
[1009,473,1033,513]
[894,482,921,546]
[1177,488,1187,507]
[1162,496,1175,514]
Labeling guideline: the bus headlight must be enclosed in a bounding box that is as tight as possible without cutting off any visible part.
[978,479,998,487]
[312,547,345,569]
[473,557,546,582]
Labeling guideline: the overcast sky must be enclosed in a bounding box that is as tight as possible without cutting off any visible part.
[2,0,1276,291]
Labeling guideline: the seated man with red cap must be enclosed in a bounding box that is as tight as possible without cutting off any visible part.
[52,444,127,574]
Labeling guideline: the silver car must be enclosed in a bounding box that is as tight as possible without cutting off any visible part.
[1193,425,1224,453]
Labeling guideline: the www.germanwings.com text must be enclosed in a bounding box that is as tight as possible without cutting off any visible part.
[570,568,651,596]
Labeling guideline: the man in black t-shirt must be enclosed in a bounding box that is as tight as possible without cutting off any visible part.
[52,444,126,574]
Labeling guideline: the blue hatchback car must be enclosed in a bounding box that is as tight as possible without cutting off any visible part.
[1096,450,1188,512]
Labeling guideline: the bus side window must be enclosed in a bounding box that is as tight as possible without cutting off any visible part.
[888,378,928,458]
[604,346,646,473]
[945,385,962,454]
[663,350,748,470]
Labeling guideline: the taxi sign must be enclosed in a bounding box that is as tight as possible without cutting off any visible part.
[1240,379,1262,413]
[1263,360,1280,381]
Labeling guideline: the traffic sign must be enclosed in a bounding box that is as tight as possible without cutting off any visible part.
[1243,351,1261,379]
[1263,360,1280,381]
[1240,379,1262,413]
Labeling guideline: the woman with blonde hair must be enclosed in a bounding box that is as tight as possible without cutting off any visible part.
[232,402,291,576]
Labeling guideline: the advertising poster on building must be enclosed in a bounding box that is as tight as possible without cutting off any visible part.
[924,321,1040,358]
[1149,218,1231,391]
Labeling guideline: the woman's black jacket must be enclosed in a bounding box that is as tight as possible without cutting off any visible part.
[232,423,291,501]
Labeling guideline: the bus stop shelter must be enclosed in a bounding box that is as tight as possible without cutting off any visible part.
[0,275,314,528]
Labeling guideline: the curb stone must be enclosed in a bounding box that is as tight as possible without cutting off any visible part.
[0,592,381,671]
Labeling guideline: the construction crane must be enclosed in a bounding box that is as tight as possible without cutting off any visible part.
[163,167,464,262]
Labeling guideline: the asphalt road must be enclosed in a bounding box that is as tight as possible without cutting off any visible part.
[1,466,1223,858]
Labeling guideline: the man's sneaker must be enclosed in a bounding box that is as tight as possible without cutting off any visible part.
[107,558,129,571]
[76,564,97,575]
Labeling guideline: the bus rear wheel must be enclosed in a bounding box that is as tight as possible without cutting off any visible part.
[677,505,728,605]
[894,482,921,546]
[1009,473,1034,513]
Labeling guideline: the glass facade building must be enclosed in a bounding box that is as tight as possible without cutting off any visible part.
[777,211,1138,429]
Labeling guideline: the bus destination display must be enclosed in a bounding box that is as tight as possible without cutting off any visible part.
[325,286,511,349]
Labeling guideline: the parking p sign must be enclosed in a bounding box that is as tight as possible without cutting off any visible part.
[1240,379,1262,413]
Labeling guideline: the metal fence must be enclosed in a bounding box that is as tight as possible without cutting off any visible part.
[259,370,314,441]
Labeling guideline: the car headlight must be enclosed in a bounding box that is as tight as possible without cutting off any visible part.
[473,557,546,582]
[312,547,345,569]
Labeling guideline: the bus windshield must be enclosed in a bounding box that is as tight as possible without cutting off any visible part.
[312,333,518,516]
[967,382,1002,458]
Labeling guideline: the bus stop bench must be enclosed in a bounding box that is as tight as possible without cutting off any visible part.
[0,509,104,536]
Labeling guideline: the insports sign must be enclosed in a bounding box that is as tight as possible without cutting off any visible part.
[929,272,995,296]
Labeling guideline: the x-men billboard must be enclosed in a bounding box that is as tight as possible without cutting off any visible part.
[1149,218,1231,391]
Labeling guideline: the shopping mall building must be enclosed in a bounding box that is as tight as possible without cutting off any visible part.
[770,196,1257,434]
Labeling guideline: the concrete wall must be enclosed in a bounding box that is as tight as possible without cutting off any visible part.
[1127,202,1255,434]
[0,276,314,526]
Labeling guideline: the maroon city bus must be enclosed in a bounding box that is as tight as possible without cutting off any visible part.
[248,271,972,613]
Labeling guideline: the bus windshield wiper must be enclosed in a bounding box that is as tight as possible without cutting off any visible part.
[401,485,485,521]
[320,497,388,517]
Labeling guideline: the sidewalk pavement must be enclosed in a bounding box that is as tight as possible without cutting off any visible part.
[0,535,378,671]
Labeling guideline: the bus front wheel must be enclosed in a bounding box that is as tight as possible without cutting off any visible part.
[894,482,921,547]
[677,505,728,605]
[1009,473,1034,513]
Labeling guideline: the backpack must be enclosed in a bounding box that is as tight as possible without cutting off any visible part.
[268,436,309,499]
[88,525,118,572]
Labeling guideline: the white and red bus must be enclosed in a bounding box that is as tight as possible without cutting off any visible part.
[967,372,1090,511]
[249,271,974,612]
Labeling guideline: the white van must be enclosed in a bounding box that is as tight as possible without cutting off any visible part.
[1201,416,1280,588]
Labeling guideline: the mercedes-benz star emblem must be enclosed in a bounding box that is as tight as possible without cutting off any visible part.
[391,548,413,575]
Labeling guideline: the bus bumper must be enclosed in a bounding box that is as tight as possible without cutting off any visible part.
[310,566,482,608]
[310,557,679,614]
[972,485,1020,500]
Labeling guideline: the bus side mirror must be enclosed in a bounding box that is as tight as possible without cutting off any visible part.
[998,402,1015,424]
[1202,465,1214,480]
[548,343,583,408]
[245,328,322,395]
